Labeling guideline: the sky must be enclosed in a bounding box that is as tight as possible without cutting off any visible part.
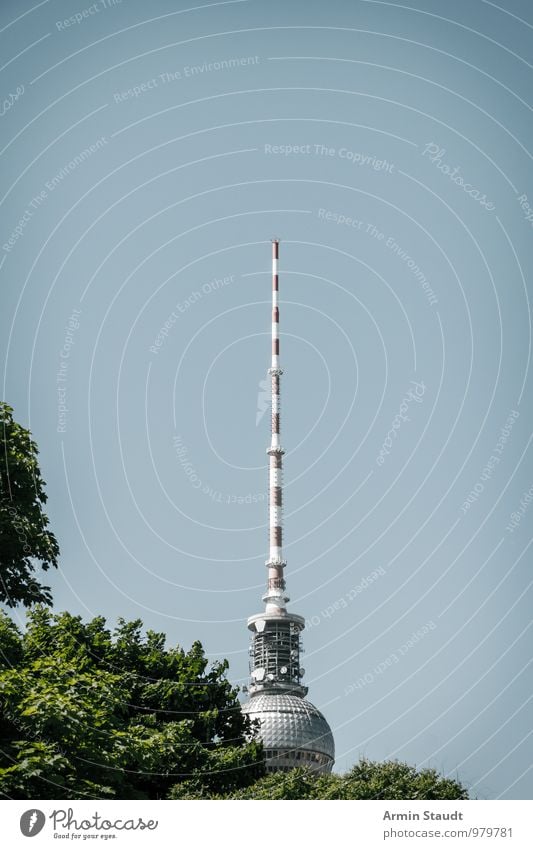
[1,0,532,800]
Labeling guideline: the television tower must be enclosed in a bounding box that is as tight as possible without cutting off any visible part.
[242,240,335,774]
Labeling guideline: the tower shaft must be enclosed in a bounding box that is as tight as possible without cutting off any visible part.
[247,240,306,698]
[265,239,288,612]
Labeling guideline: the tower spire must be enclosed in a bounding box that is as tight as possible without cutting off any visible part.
[264,239,288,613]
[246,239,306,698]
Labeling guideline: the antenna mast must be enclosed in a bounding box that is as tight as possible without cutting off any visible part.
[264,239,288,613]
[246,240,306,697]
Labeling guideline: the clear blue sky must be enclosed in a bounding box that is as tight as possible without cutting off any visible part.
[1,0,532,799]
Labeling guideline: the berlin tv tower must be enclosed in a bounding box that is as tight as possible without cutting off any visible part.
[242,240,335,774]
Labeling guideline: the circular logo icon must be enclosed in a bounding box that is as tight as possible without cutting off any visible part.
[20,810,46,837]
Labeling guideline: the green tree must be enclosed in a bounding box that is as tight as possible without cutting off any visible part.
[337,758,469,800]
[0,609,263,799]
[0,607,469,801]
[173,761,469,800]
[0,403,59,607]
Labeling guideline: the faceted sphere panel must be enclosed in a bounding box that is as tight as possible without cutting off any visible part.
[242,693,335,768]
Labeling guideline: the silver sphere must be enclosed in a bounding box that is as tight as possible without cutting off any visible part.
[243,693,335,774]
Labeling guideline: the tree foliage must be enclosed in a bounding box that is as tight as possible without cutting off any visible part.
[171,761,469,800]
[229,760,468,800]
[0,608,468,801]
[0,609,263,799]
[0,403,59,607]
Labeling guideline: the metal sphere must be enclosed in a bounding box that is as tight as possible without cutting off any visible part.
[243,693,335,773]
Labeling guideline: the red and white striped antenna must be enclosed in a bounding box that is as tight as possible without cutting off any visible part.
[263,238,289,613]
[246,239,307,695]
